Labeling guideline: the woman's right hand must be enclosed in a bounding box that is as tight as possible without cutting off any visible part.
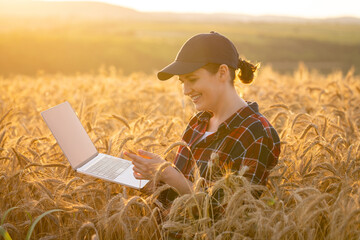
[124,149,168,180]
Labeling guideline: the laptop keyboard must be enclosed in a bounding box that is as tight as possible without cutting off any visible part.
[85,155,132,180]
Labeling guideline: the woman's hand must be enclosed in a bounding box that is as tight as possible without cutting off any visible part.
[124,149,167,180]
[124,149,193,195]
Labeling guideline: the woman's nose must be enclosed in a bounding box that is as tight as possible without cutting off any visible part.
[183,82,191,96]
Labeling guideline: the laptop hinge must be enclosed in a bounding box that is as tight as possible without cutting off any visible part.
[75,152,99,169]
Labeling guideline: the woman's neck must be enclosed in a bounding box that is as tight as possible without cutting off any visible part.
[207,88,247,132]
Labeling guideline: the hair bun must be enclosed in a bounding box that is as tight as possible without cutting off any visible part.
[237,59,259,84]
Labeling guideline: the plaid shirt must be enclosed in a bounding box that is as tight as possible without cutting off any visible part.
[160,101,280,208]
[174,101,280,185]
[161,101,280,238]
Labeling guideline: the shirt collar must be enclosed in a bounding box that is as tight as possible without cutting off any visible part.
[195,101,259,131]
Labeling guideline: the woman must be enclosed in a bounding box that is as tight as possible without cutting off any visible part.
[124,31,280,203]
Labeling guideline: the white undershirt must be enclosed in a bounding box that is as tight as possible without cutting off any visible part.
[196,131,215,144]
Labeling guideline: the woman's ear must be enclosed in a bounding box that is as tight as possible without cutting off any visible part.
[218,64,230,82]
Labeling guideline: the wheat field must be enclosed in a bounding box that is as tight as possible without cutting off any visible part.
[0,64,359,239]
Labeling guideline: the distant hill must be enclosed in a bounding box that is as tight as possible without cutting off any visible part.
[0,1,142,20]
[1,0,360,23]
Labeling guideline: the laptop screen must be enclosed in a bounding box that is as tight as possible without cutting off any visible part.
[41,101,98,169]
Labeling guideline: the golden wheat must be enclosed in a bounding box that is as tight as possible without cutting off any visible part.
[0,65,359,239]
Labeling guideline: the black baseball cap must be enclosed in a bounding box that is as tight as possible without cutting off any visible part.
[157,31,239,81]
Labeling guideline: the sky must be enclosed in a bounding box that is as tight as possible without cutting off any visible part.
[41,0,360,18]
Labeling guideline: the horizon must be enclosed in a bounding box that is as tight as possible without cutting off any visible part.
[39,0,360,19]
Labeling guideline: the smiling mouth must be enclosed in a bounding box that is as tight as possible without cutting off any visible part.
[190,94,201,102]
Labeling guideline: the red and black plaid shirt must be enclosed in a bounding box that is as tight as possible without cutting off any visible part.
[161,101,280,237]
[175,101,280,185]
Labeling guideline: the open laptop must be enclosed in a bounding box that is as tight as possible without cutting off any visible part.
[41,101,148,189]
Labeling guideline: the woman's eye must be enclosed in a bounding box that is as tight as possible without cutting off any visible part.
[178,78,197,84]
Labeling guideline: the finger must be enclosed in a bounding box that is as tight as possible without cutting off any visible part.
[133,166,146,174]
[133,171,145,180]
[134,170,146,179]
[124,151,146,164]
[137,149,158,159]
[132,160,147,170]
[125,151,149,164]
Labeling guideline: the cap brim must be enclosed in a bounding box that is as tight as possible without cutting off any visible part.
[157,61,206,81]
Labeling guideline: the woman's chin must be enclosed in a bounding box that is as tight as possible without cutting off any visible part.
[193,103,205,111]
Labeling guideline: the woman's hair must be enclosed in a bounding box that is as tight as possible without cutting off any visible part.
[202,59,259,85]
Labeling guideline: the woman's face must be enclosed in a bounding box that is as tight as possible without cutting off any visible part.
[179,68,223,112]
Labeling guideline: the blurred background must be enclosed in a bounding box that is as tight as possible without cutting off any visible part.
[0,0,359,76]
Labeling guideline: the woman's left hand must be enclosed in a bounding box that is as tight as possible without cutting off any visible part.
[124,149,167,180]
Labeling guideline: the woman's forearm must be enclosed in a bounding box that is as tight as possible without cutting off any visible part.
[160,166,193,195]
